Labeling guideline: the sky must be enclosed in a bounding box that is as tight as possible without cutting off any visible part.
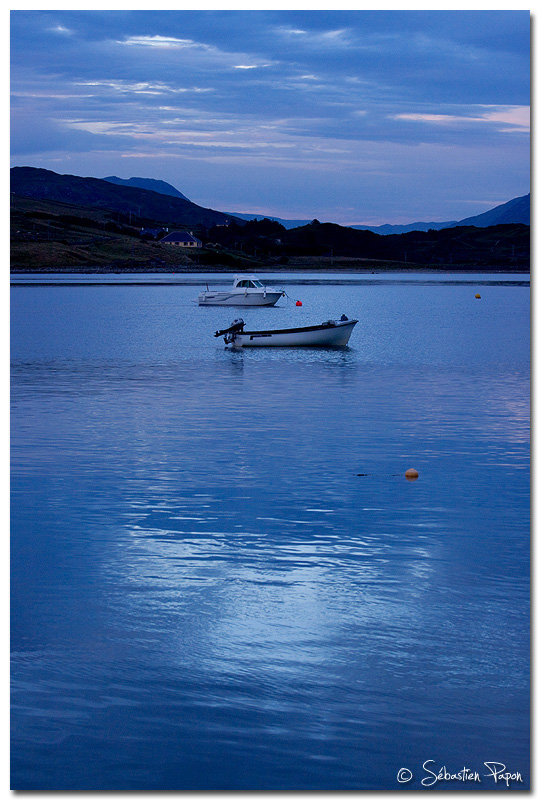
[10,8,530,226]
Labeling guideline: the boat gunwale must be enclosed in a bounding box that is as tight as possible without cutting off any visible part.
[239,319,358,336]
[200,290,282,297]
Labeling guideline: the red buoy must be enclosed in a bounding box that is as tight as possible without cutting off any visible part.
[296,300,302,306]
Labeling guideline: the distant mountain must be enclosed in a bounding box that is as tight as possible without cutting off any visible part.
[11,186,529,271]
[226,212,312,230]
[350,220,458,235]
[228,212,453,234]
[350,194,529,234]
[11,167,530,252]
[448,194,530,228]
[104,175,190,201]
[231,194,530,235]
[10,167,237,229]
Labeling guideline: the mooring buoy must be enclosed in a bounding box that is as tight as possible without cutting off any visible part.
[405,468,419,481]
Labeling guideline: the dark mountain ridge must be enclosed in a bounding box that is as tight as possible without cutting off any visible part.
[453,194,530,227]
[104,175,190,201]
[97,175,529,233]
[12,166,529,235]
[351,219,458,235]
[10,167,529,271]
[230,194,530,234]
[279,219,529,266]
[11,167,237,229]
[205,217,528,269]
[351,193,530,234]
[226,212,313,229]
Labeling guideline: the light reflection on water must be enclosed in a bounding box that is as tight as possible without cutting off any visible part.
[11,275,529,789]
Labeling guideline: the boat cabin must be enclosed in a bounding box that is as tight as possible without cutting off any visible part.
[233,275,265,289]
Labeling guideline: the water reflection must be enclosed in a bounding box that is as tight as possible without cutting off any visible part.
[11,277,529,789]
[218,341,359,369]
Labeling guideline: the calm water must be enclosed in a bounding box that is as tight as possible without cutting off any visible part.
[11,272,530,790]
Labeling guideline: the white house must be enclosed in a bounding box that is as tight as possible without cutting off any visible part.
[161,231,202,248]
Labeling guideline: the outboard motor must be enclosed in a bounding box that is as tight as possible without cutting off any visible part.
[214,318,245,338]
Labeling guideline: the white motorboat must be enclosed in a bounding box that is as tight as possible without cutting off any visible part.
[214,316,358,347]
[196,274,284,306]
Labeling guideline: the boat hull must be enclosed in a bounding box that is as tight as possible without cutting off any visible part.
[228,319,358,347]
[198,291,282,306]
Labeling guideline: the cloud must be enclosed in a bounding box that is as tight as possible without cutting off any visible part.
[48,25,73,35]
[277,25,352,47]
[113,33,276,74]
[10,10,530,223]
[75,79,213,96]
[480,105,530,132]
[119,35,204,49]
[393,105,530,133]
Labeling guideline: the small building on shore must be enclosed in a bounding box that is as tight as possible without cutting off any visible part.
[160,231,202,248]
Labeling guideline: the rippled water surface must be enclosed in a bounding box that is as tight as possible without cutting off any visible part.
[11,273,530,789]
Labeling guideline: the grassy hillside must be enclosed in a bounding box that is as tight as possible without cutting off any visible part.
[208,218,530,270]
[11,193,530,273]
[10,195,258,272]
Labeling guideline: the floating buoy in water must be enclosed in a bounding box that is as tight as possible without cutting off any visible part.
[475,293,481,299]
[405,468,419,481]
[296,300,302,306]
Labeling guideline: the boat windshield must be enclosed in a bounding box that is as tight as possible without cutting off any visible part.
[236,279,264,288]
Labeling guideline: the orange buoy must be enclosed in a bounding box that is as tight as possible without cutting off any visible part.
[405,468,419,481]
[475,293,481,299]
[296,300,302,306]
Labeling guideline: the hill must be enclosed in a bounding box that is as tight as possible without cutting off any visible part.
[448,194,530,228]
[279,220,529,268]
[205,217,529,270]
[10,168,529,272]
[225,212,312,229]
[351,219,457,235]
[104,175,190,201]
[338,194,530,233]
[10,167,238,229]
[232,194,530,235]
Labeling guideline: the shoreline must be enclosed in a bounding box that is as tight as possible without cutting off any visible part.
[10,265,530,275]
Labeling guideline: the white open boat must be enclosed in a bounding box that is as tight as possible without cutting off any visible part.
[195,274,284,306]
[214,316,358,347]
